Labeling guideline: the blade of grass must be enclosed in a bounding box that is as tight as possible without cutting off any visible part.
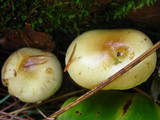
[9,89,86,115]
[0,94,10,104]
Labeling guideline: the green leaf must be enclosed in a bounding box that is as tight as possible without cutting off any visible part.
[57,91,160,120]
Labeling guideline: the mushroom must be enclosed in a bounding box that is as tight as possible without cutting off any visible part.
[65,29,157,90]
[1,47,62,103]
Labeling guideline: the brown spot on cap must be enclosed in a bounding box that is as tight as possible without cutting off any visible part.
[78,72,82,75]
[117,52,121,57]
[146,62,150,68]
[103,41,129,60]
[134,75,137,79]
[144,38,147,41]
[20,90,23,94]
[129,52,135,60]
[45,67,53,74]
[2,79,9,86]
[13,69,17,77]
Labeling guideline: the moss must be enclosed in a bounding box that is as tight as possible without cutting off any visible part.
[0,0,157,34]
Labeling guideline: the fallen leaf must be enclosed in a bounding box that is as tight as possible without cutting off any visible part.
[128,0,160,28]
[0,27,56,51]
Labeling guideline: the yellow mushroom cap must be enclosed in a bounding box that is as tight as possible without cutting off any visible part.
[65,29,157,90]
[1,47,62,103]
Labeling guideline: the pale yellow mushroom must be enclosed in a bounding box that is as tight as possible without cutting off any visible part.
[65,29,157,90]
[1,48,62,103]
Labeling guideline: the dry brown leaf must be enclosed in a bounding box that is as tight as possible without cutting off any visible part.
[0,27,56,51]
[128,1,160,28]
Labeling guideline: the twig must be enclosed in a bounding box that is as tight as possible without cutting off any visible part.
[133,87,152,99]
[10,89,86,115]
[133,87,160,104]
[0,100,19,111]
[0,118,14,120]
[0,111,28,120]
[46,41,160,119]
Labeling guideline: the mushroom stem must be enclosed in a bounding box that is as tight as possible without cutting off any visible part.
[46,41,160,119]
